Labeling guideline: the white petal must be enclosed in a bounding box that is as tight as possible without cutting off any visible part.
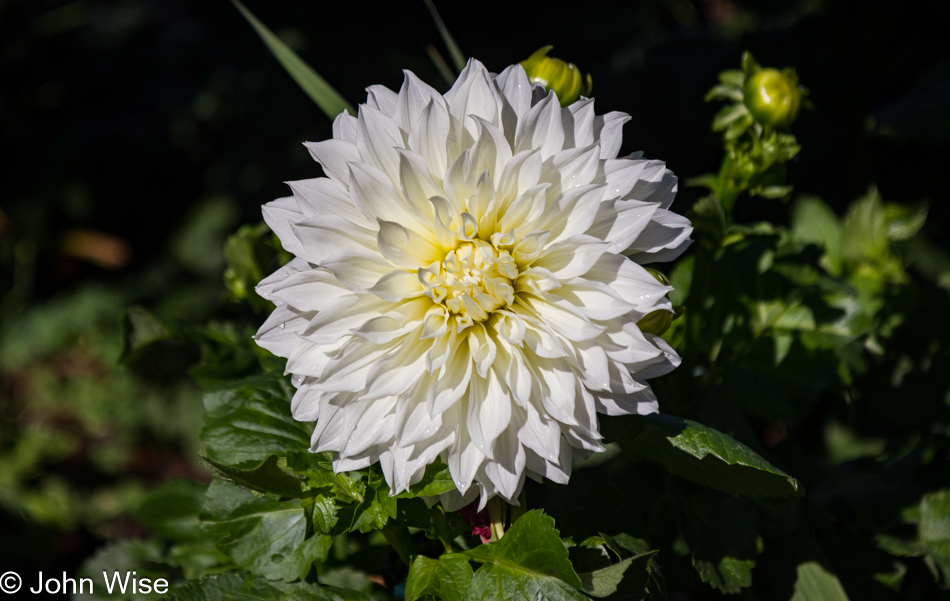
[365,84,398,114]
[367,269,424,302]
[300,294,388,345]
[515,92,564,159]
[288,177,365,224]
[393,70,445,134]
[320,249,393,293]
[534,236,610,279]
[407,99,450,179]
[269,267,352,312]
[376,219,441,268]
[305,139,360,182]
[332,110,359,144]
[256,257,309,301]
[587,199,658,253]
[594,111,630,159]
[254,304,311,357]
[356,104,405,184]
[291,214,377,264]
[446,403,484,495]
[428,341,473,415]
[564,98,595,148]
[263,196,307,258]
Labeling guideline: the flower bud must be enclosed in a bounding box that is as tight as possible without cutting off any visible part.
[520,46,592,107]
[637,268,674,336]
[743,68,802,129]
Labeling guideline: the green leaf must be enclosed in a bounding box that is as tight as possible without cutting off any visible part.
[754,184,793,199]
[223,222,286,314]
[791,196,842,274]
[718,69,744,87]
[399,461,458,498]
[884,202,928,242]
[162,572,369,601]
[120,306,180,364]
[575,535,659,599]
[920,489,950,543]
[171,196,238,276]
[712,103,749,131]
[231,0,354,119]
[302,494,339,534]
[285,452,364,504]
[841,187,888,264]
[165,542,234,581]
[790,562,851,601]
[704,83,743,102]
[136,478,208,541]
[675,488,763,594]
[200,479,331,582]
[201,374,311,469]
[685,173,719,192]
[406,554,474,601]
[397,497,469,546]
[695,556,756,595]
[605,414,801,499]
[201,454,309,499]
[918,489,950,588]
[463,510,586,600]
[332,471,397,533]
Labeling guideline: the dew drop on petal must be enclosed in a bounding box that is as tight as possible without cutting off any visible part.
[279,322,286,329]
[291,374,305,387]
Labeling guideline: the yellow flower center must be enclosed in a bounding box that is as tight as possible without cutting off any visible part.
[419,239,518,324]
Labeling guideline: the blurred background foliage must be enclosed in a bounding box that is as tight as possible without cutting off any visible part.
[2,0,950,598]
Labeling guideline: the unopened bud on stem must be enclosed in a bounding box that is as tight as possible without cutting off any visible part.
[743,68,802,129]
[520,46,592,107]
[638,268,674,336]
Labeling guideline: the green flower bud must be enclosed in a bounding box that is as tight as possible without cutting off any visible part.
[637,268,674,336]
[520,46,592,107]
[743,68,802,129]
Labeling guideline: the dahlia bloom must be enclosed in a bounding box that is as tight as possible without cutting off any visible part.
[254,59,691,510]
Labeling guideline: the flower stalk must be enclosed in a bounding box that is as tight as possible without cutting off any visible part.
[487,497,507,541]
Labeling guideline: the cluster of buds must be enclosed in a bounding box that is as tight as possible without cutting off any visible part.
[696,52,810,209]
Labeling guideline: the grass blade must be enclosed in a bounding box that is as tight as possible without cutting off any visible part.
[422,0,466,72]
[426,44,456,87]
[232,0,355,119]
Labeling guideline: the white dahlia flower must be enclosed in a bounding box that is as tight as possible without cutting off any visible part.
[254,59,692,510]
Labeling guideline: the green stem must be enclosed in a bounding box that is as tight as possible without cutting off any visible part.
[381,523,416,567]
[487,497,507,542]
[686,238,717,355]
